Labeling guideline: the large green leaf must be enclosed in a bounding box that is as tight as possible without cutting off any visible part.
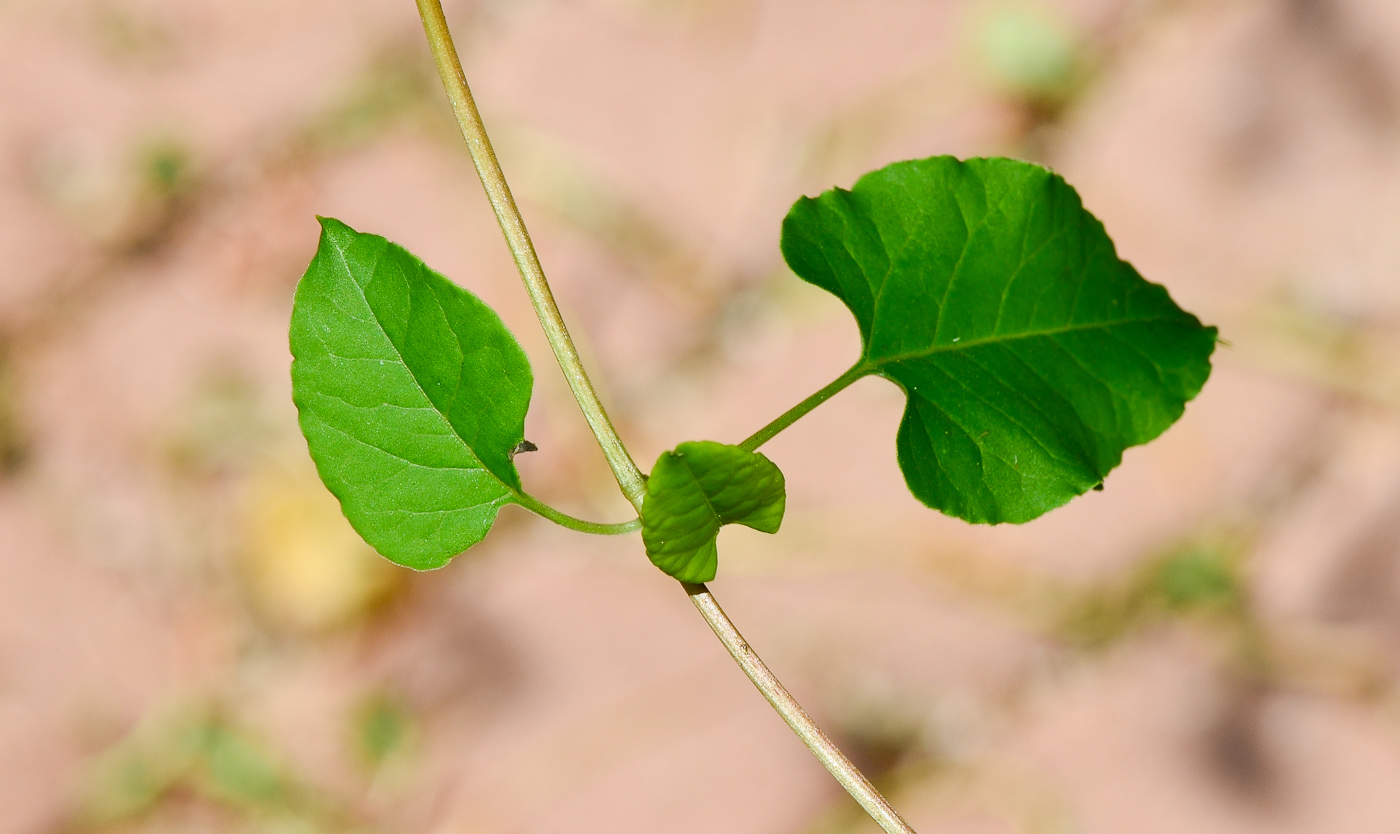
[642,441,785,583]
[290,217,532,569]
[781,156,1216,524]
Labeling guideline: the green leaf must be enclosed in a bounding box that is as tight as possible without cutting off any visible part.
[781,156,1215,524]
[290,217,532,570]
[642,441,786,583]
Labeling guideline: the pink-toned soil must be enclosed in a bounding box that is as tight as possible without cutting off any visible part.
[3,0,1400,832]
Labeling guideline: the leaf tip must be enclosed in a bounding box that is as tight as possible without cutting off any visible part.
[314,215,354,237]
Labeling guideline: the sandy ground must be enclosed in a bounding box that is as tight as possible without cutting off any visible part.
[3,0,1400,832]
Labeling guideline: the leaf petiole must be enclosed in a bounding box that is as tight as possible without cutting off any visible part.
[740,363,869,451]
[513,492,641,535]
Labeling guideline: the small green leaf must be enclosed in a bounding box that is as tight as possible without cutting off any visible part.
[782,156,1215,524]
[290,217,532,570]
[642,441,786,583]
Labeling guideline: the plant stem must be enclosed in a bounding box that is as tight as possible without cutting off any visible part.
[414,0,647,511]
[412,5,915,831]
[684,583,917,834]
[740,363,868,451]
[514,492,641,535]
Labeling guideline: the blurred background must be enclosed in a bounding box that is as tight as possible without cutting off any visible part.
[3,0,1400,831]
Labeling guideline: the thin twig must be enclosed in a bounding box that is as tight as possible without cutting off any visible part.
[685,583,917,834]
[414,0,646,510]
[411,3,917,831]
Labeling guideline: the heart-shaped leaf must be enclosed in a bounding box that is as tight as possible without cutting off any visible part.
[290,217,532,570]
[642,441,786,583]
[781,156,1216,524]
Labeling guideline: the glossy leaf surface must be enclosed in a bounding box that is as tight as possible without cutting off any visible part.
[781,156,1216,524]
[642,441,786,583]
[290,217,531,569]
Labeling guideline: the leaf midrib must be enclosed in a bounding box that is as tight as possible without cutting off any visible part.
[323,232,520,502]
[671,454,723,535]
[858,315,1184,372]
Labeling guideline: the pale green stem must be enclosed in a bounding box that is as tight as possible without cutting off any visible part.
[740,363,869,452]
[414,0,646,512]
[412,5,915,832]
[514,492,641,535]
[684,583,917,834]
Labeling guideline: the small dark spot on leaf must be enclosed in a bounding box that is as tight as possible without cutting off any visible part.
[509,440,538,460]
[1092,482,1104,491]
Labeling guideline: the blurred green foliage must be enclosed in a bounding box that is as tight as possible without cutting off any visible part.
[295,47,436,159]
[1155,549,1240,612]
[1060,546,1245,648]
[201,722,289,809]
[353,691,416,770]
[974,2,1084,111]
[77,704,367,833]
[0,353,28,475]
[89,0,176,65]
[139,138,194,199]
